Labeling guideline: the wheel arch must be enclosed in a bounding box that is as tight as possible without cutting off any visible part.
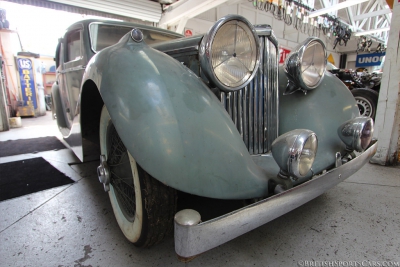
[80,79,104,160]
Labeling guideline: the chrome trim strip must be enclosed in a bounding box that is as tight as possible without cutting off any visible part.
[162,45,199,55]
[243,87,248,148]
[263,37,269,152]
[174,141,378,258]
[59,65,86,74]
[249,82,254,154]
[255,25,272,37]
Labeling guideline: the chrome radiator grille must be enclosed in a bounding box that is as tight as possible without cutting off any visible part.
[220,36,279,155]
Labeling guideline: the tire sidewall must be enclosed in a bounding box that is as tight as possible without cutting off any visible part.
[99,106,144,243]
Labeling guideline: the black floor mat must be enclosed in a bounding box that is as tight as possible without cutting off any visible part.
[0,157,74,201]
[0,137,66,157]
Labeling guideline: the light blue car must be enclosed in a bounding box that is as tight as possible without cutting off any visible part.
[52,15,377,259]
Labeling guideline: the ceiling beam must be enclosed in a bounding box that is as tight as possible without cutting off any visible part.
[358,0,379,29]
[159,0,229,28]
[346,6,356,29]
[353,8,392,20]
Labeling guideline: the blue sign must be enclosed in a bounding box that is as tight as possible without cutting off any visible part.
[17,58,37,109]
[356,52,386,67]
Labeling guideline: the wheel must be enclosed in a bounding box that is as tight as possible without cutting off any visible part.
[351,88,379,119]
[98,106,177,247]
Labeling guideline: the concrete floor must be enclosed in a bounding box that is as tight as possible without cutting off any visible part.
[0,112,399,267]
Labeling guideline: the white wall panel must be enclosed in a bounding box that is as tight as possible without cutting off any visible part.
[185,18,214,35]
[256,13,273,26]
[239,6,256,25]
[216,3,238,18]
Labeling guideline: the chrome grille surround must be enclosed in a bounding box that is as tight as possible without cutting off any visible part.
[220,26,279,155]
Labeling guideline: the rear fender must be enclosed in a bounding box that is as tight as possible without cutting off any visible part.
[82,34,273,199]
[51,82,70,130]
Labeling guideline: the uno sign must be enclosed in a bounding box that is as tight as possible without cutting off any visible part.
[356,52,386,67]
[279,47,291,64]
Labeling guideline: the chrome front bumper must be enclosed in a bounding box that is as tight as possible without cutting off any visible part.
[174,140,378,258]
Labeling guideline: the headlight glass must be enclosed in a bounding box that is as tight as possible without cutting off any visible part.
[200,15,260,92]
[360,118,373,150]
[301,40,326,88]
[337,117,374,152]
[271,129,318,179]
[298,134,318,176]
[211,21,258,88]
[284,37,327,94]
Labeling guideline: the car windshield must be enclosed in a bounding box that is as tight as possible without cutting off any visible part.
[89,23,180,52]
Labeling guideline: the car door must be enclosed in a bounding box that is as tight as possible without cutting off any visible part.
[58,25,85,129]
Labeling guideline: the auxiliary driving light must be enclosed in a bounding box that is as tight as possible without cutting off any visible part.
[338,117,374,152]
[271,129,318,179]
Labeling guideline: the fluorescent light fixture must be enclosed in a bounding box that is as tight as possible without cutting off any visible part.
[354,27,391,36]
[308,0,368,18]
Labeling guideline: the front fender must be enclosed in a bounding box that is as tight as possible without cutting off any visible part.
[278,69,360,178]
[82,34,272,199]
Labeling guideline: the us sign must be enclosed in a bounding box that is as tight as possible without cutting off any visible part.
[356,53,386,67]
[17,57,38,109]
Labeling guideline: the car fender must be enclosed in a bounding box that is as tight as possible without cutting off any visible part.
[51,81,70,130]
[82,34,273,199]
[278,69,360,178]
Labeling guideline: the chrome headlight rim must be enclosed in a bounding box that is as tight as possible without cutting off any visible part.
[199,15,261,92]
[284,37,327,93]
[288,132,318,178]
[337,116,374,152]
[272,129,318,179]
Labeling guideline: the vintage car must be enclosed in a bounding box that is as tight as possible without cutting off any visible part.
[52,15,377,259]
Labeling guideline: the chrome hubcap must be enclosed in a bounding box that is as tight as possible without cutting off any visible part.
[355,96,372,117]
[97,155,110,192]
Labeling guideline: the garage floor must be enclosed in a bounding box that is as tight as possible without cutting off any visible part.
[1,112,399,267]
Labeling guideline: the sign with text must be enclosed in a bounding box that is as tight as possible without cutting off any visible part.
[279,47,291,64]
[17,57,38,109]
[355,53,386,67]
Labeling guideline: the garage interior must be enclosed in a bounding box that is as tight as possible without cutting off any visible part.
[0,0,399,266]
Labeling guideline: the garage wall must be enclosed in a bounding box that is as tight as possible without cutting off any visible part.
[185,1,341,63]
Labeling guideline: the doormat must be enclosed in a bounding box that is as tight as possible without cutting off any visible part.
[0,157,74,201]
[0,136,66,157]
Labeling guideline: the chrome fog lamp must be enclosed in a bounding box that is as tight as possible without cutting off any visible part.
[271,129,318,179]
[199,15,260,92]
[338,117,374,152]
[284,37,327,95]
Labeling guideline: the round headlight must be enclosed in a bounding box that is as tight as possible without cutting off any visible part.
[301,40,326,88]
[200,15,260,92]
[284,37,327,94]
[338,117,374,152]
[272,129,318,179]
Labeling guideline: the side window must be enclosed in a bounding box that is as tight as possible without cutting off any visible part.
[66,30,81,62]
[55,41,61,68]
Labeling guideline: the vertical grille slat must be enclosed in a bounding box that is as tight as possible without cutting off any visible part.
[248,81,254,154]
[243,87,248,149]
[220,35,278,155]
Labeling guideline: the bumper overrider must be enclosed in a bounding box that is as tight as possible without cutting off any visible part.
[174,140,377,259]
